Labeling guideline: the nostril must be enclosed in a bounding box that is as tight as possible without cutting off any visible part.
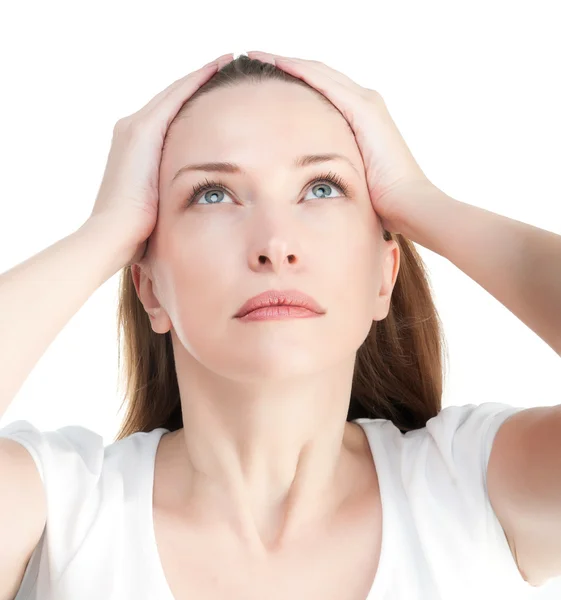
[257,255,295,264]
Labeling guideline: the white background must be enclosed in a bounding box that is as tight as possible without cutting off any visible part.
[1,0,560,596]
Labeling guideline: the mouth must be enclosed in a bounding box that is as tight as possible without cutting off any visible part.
[234,289,325,319]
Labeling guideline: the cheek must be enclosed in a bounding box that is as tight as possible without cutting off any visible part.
[328,235,379,326]
[329,214,378,285]
[169,245,239,316]
[163,251,238,367]
[163,225,241,343]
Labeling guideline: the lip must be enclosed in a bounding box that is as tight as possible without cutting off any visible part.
[234,289,325,319]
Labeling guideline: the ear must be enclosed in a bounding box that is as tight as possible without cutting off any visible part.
[130,264,172,334]
[373,240,400,321]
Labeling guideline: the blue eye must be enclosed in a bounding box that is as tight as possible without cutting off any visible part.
[186,171,351,206]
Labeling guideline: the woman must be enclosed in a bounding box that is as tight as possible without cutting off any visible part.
[0,51,559,599]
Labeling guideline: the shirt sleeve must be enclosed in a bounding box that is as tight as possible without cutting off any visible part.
[0,419,106,586]
[422,401,535,593]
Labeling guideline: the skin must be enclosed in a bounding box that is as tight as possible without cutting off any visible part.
[131,80,400,558]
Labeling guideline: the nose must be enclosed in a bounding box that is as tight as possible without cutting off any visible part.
[248,202,306,272]
[252,238,299,272]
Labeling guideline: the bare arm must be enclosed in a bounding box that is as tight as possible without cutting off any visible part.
[395,186,561,356]
[0,216,130,418]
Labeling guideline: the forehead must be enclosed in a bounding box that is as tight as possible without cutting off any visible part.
[161,81,359,179]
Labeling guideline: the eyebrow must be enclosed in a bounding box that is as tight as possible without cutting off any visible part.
[170,153,361,185]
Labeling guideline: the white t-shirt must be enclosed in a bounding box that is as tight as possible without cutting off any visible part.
[0,402,540,599]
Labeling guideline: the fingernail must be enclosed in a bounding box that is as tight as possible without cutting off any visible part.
[247,51,274,64]
[257,55,276,65]
[203,53,232,69]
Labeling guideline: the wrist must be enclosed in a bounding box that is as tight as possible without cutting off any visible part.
[76,216,136,274]
[391,184,457,256]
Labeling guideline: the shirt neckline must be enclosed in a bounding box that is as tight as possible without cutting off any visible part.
[139,427,177,600]
[140,421,395,599]
[353,418,396,598]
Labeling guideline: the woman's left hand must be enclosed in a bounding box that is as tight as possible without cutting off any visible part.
[246,50,437,234]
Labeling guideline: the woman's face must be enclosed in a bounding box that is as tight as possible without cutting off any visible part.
[133,80,399,382]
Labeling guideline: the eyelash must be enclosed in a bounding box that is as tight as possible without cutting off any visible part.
[185,170,352,207]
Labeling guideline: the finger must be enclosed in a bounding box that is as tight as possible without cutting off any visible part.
[130,54,235,128]
[203,52,234,69]
[129,63,218,125]
[248,51,356,90]
[138,53,233,115]
[247,51,339,92]
[246,50,276,65]
[153,52,234,125]
[254,53,360,124]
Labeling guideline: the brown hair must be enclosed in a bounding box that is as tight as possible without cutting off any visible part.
[113,55,448,442]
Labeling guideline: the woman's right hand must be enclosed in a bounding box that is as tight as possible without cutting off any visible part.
[87,52,234,267]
